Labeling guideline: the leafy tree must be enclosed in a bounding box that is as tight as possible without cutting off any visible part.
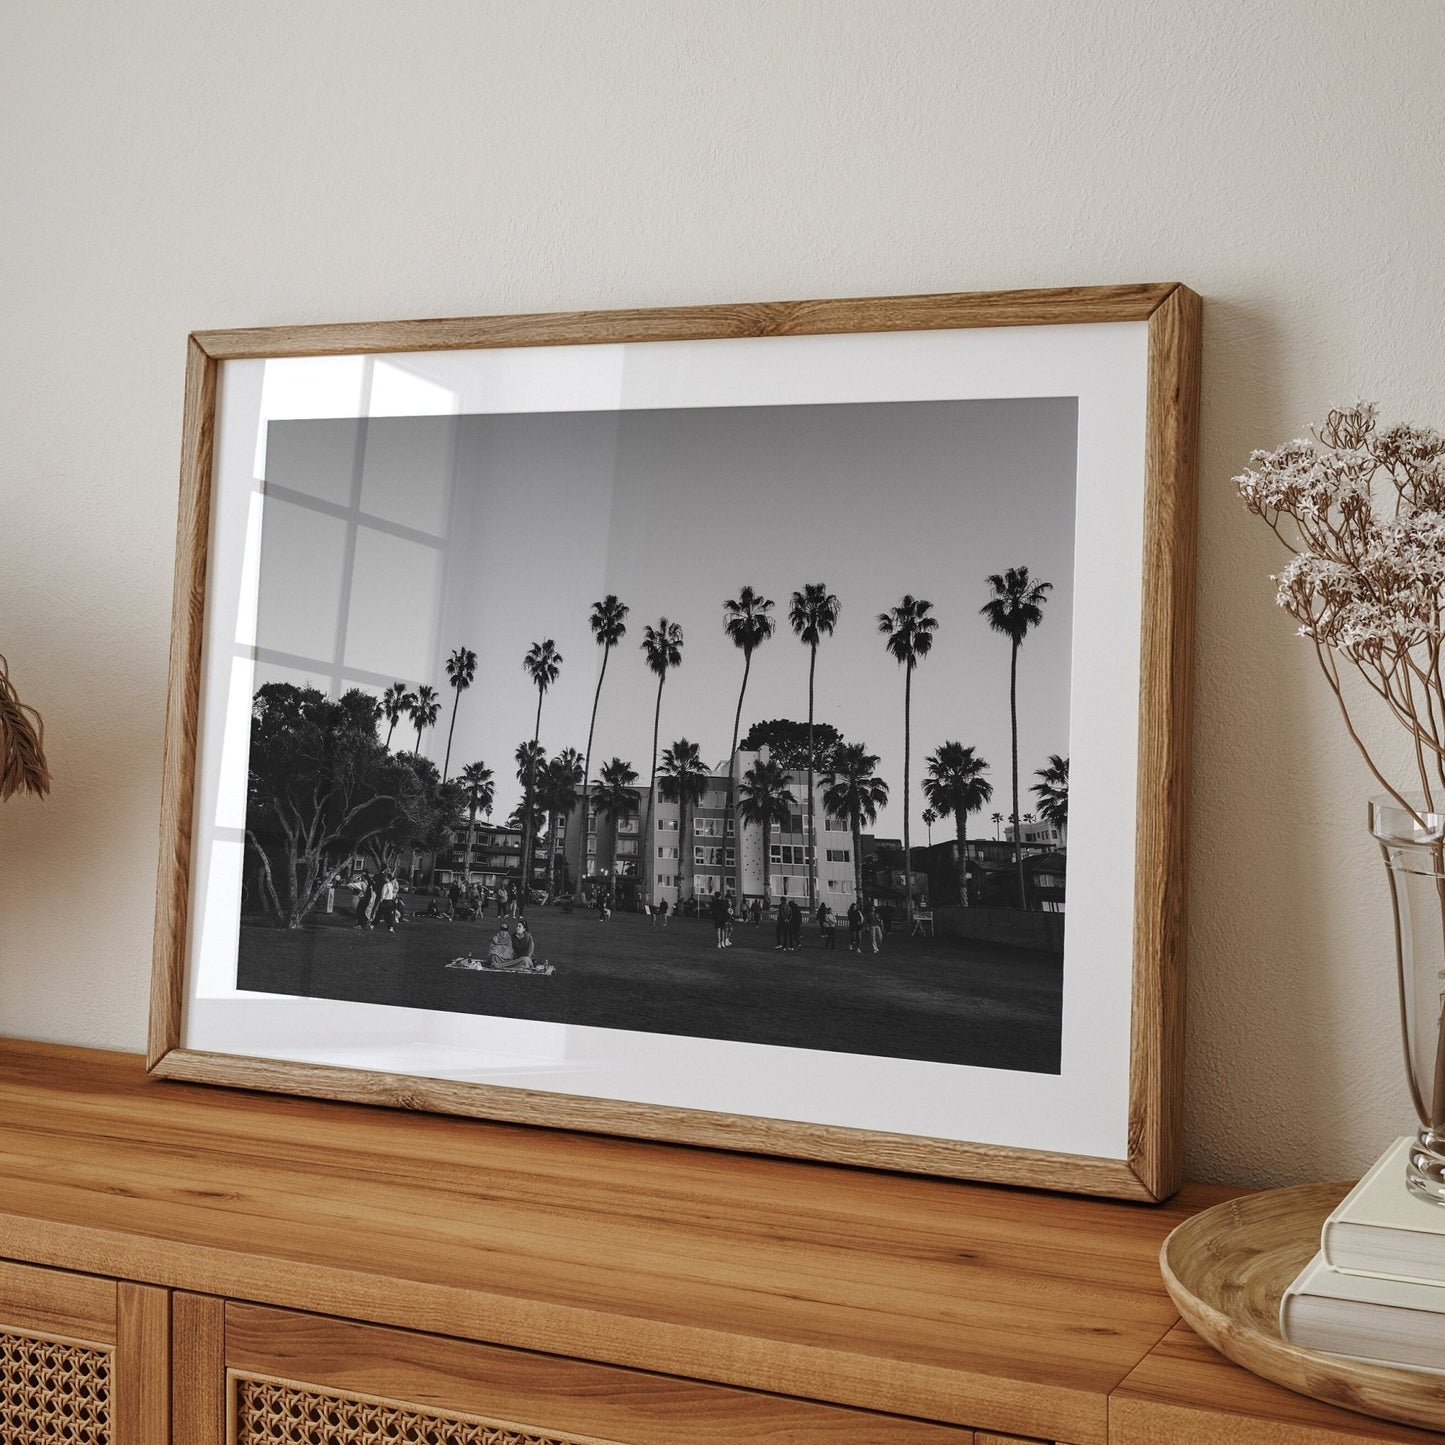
[593,757,639,885]
[381,682,415,751]
[723,587,775,889]
[458,760,495,880]
[923,741,993,906]
[658,738,709,902]
[640,619,684,899]
[246,684,413,928]
[789,583,840,912]
[738,757,796,907]
[576,595,629,892]
[409,684,440,755]
[1031,754,1069,831]
[540,748,584,895]
[981,566,1052,908]
[823,744,890,901]
[518,640,563,907]
[738,719,845,773]
[878,595,938,926]
[441,646,477,781]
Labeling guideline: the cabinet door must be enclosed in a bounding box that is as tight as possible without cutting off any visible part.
[0,1257,168,1444]
[176,1296,972,1444]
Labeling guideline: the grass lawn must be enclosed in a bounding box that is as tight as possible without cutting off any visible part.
[237,905,1063,1073]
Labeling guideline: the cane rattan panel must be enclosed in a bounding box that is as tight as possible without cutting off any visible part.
[0,1328,111,1444]
[234,1376,629,1445]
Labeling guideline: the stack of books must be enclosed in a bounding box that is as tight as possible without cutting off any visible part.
[1281,1136,1445,1373]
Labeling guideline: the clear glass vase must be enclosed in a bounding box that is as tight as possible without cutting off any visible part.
[1372,796,1445,1202]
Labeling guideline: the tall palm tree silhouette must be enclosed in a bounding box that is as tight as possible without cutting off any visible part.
[788,583,840,913]
[981,566,1052,909]
[723,587,775,891]
[408,685,440,756]
[658,738,710,903]
[519,641,563,908]
[458,760,494,882]
[991,811,1004,839]
[640,619,684,903]
[738,757,796,909]
[593,756,639,894]
[823,745,890,904]
[381,682,415,751]
[922,808,936,849]
[877,595,938,927]
[541,747,584,896]
[576,595,628,892]
[923,741,992,908]
[441,646,477,781]
[1031,754,1070,833]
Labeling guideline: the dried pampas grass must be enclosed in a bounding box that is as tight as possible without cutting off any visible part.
[0,654,50,801]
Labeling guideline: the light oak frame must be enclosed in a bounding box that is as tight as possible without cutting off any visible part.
[147,284,1202,1202]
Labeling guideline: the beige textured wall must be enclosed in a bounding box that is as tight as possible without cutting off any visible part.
[2,0,1439,1187]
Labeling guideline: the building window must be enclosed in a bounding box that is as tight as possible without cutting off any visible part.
[586,837,596,856]
[657,818,678,832]
[826,848,851,863]
[657,845,679,859]
[694,845,725,866]
[828,878,853,893]
[616,839,638,857]
[617,813,638,835]
[825,815,847,832]
[725,818,735,837]
[695,817,723,838]
[769,844,813,865]
[725,848,735,869]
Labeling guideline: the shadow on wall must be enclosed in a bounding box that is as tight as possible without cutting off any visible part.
[1183,292,1413,1188]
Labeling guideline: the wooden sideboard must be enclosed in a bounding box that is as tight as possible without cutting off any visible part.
[0,1040,1438,1444]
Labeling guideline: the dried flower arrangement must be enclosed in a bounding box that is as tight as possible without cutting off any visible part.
[0,653,50,800]
[1236,403,1445,816]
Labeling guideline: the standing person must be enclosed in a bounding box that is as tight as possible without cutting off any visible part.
[846,898,863,952]
[817,900,836,950]
[785,897,802,952]
[773,899,787,951]
[865,900,883,954]
[710,891,728,949]
[657,896,670,928]
[723,893,735,948]
[750,898,761,926]
[377,871,400,933]
[354,874,374,930]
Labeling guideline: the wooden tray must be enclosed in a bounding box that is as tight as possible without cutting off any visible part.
[1162,1182,1445,1433]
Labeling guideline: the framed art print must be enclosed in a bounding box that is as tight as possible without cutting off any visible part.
[149,285,1201,1201]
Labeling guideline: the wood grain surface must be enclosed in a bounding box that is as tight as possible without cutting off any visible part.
[172,1292,225,1445]
[224,1302,973,1443]
[147,283,1200,1204]
[0,1256,114,1344]
[1161,1185,1445,1434]
[0,1041,1229,1445]
[114,1282,169,1445]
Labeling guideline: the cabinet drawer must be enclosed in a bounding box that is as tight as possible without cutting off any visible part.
[217,1301,972,1444]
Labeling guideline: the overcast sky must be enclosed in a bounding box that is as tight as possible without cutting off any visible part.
[258,397,1077,841]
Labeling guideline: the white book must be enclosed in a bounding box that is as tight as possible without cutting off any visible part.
[1281,1253,1445,1374]
[1321,1136,1445,1284]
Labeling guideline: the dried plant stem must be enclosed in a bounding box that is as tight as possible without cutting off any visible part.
[0,654,51,800]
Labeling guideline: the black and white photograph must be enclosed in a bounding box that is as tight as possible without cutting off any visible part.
[235,394,1076,1075]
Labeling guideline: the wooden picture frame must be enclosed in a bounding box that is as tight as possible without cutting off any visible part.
[148,284,1201,1201]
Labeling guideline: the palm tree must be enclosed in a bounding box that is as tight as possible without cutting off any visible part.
[458,761,495,882]
[923,741,993,907]
[541,748,584,896]
[723,587,776,890]
[738,757,796,909]
[657,738,710,903]
[576,595,629,892]
[981,566,1053,909]
[640,619,684,902]
[923,808,936,849]
[440,646,477,781]
[823,745,890,903]
[409,685,440,756]
[788,583,840,912]
[991,811,1004,839]
[593,757,639,894]
[1031,754,1069,835]
[517,640,562,909]
[381,682,415,750]
[877,595,938,926]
